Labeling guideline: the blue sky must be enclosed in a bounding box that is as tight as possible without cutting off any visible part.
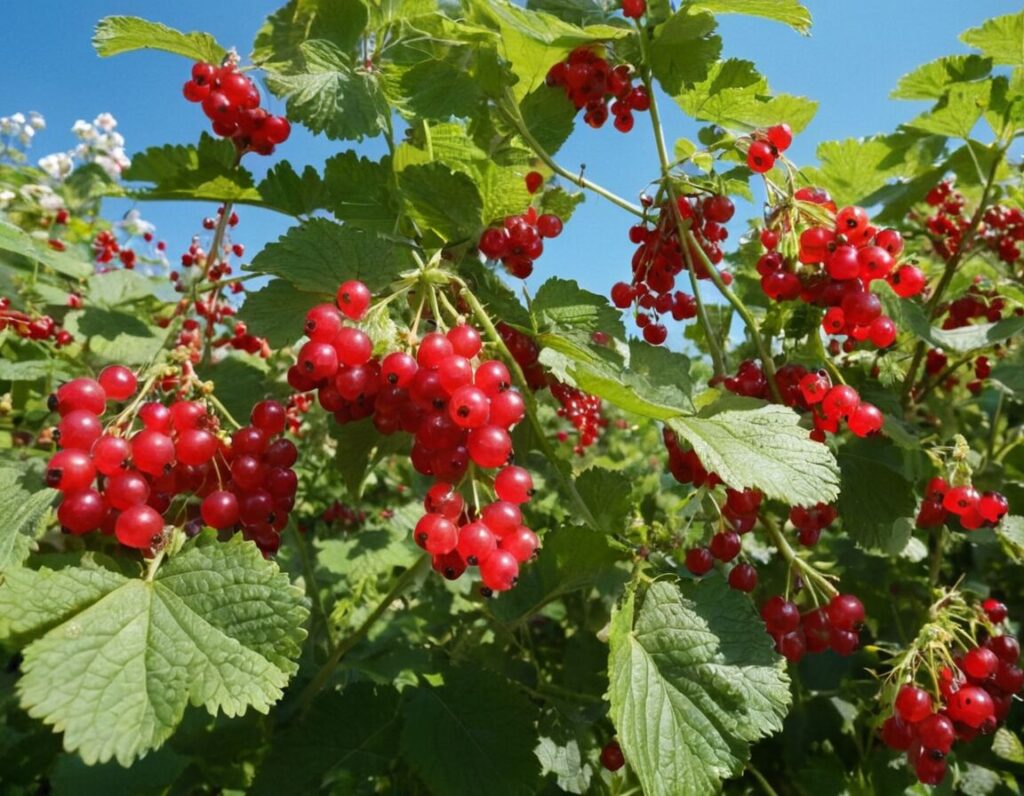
[1,1,1019,307]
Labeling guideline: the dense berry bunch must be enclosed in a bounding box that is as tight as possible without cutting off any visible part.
[319,500,367,531]
[915,476,1009,531]
[288,282,540,594]
[757,201,922,352]
[921,180,1024,264]
[761,593,864,662]
[545,47,650,133]
[182,61,290,155]
[0,297,73,347]
[883,622,1022,785]
[745,124,793,173]
[789,502,838,547]
[610,193,735,344]
[478,207,563,278]
[46,370,297,556]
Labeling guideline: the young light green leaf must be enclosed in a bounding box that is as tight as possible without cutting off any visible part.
[246,218,410,292]
[906,81,990,139]
[85,270,157,308]
[608,578,791,796]
[961,11,1024,66]
[689,0,811,35]
[4,533,308,766]
[397,163,484,240]
[991,728,1024,764]
[837,438,917,554]
[0,466,56,572]
[93,16,226,62]
[236,279,329,349]
[673,59,817,132]
[538,186,585,222]
[667,403,840,506]
[892,55,992,100]
[535,736,593,794]
[265,40,389,141]
[400,666,542,796]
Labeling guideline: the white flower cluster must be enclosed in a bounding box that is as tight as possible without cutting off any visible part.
[0,111,46,162]
[63,113,131,179]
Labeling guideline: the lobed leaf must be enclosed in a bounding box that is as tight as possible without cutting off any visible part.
[93,16,226,62]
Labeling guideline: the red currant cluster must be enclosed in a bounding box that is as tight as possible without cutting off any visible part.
[941,283,1010,329]
[921,180,1024,264]
[745,124,793,173]
[320,500,366,531]
[478,207,563,279]
[883,612,1021,785]
[610,193,734,345]
[915,476,1009,531]
[45,369,298,556]
[788,502,838,547]
[545,47,650,133]
[0,297,73,347]
[761,593,865,662]
[798,373,883,440]
[182,61,291,155]
[497,322,607,452]
[287,282,540,595]
[550,381,605,454]
[759,203,924,352]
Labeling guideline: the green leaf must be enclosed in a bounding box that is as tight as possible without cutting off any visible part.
[539,186,585,222]
[667,403,840,505]
[902,302,1024,354]
[332,418,386,500]
[961,11,1024,66]
[322,152,397,230]
[93,16,226,62]
[520,85,577,155]
[257,161,327,217]
[990,363,1024,398]
[688,0,811,35]
[0,466,56,572]
[85,270,157,308]
[0,220,92,279]
[626,340,694,409]
[576,467,632,532]
[803,132,945,208]
[2,533,308,766]
[236,279,328,349]
[63,308,165,366]
[608,578,791,796]
[473,0,631,101]
[673,58,818,132]
[250,684,401,795]
[892,55,993,100]
[649,8,721,94]
[247,218,410,292]
[196,355,275,426]
[535,736,593,794]
[253,0,369,69]
[265,40,389,141]
[123,136,261,205]
[0,358,74,382]
[384,58,483,121]
[992,727,1024,764]
[533,277,625,339]
[489,525,625,623]
[397,163,484,241]
[837,437,916,554]
[315,524,419,593]
[906,81,990,139]
[400,666,542,796]
[996,515,1024,562]
[539,343,686,420]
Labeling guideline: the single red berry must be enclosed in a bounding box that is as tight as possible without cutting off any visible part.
[480,549,519,592]
[728,562,758,592]
[600,740,625,771]
[826,593,865,631]
[57,489,106,534]
[201,490,240,529]
[494,466,534,504]
[45,450,96,492]
[336,280,372,320]
[621,0,646,19]
[747,140,775,173]
[916,713,955,754]
[251,400,287,435]
[524,171,543,194]
[880,715,914,750]
[894,685,933,724]
[962,647,999,680]
[946,685,994,728]
[709,531,741,562]
[50,378,106,416]
[97,365,137,402]
[761,596,800,634]
[766,123,792,152]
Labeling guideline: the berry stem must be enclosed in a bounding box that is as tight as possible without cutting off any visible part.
[761,513,839,601]
[202,389,243,431]
[635,40,727,378]
[900,143,1008,407]
[499,94,645,218]
[458,285,606,535]
[746,763,781,796]
[633,24,780,400]
[298,554,430,711]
